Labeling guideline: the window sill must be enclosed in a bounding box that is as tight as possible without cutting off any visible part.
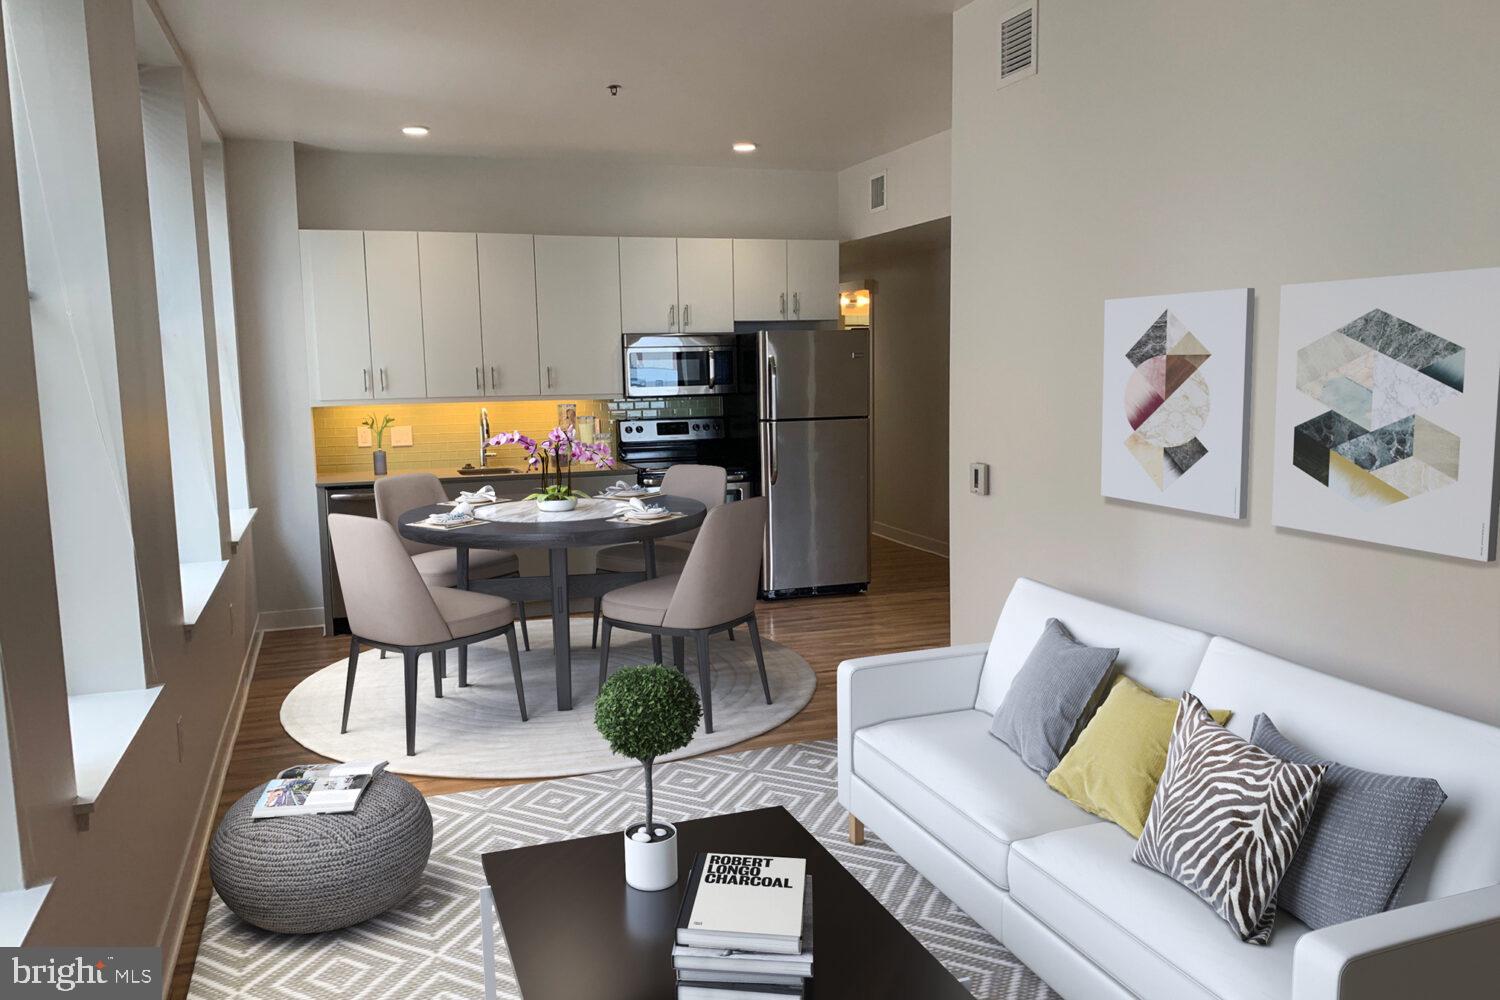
[229,506,257,551]
[181,559,229,630]
[0,883,50,946]
[69,687,163,825]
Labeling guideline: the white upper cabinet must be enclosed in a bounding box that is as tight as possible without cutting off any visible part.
[418,232,484,398]
[786,239,840,322]
[534,235,622,397]
[733,238,789,321]
[619,237,679,334]
[363,231,427,398]
[676,237,734,332]
[301,229,373,400]
[478,233,540,396]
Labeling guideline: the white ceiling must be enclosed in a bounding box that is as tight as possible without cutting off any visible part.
[152,0,960,172]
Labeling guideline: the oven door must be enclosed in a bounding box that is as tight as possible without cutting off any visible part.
[624,335,738,397]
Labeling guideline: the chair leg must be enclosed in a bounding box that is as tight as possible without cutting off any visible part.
[380,649,386,660]
[672,636,685,672]
[597,620,614,691]
[458,644,469,687]
[518,600,531,651]
[747,616,772,704]
[652,634,663,665]
[592,595,602,649]
[403,649,419,756]
[341,635,360,734]
[695,630,714,734]
[505,627,527,722]
[433,650,445,698]
[728,626,736,642]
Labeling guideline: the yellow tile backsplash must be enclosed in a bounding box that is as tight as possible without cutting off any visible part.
[312,400,616,476]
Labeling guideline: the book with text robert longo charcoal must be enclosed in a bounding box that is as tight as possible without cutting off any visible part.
[675,853,808,954]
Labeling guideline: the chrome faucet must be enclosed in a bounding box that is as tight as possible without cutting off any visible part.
[479,407,492,468]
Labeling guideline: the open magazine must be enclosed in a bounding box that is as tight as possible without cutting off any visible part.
[252,761,388,819]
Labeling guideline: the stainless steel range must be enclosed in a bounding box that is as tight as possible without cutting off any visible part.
[616,417,753,502]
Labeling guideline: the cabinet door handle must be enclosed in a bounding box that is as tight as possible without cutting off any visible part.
[490,365,498,390]
[792,291,800,317]
[379,367,388,391]
[779,292,786,317]
[363,368,370,393]
[546,365,555,389]
[475,366,482,391]
[683,303,691,328]
[668,303,676,330]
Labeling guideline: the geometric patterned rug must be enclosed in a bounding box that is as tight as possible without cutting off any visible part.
[185,740,1057,999]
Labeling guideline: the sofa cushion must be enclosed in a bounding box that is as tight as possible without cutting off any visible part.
[990,618,1119,777]
[1251,714,1447,929]
[1191,637,1500,907]
[852,709,1097,889]
[976,578,1212,716]
[1133,695,1325,945]
[1010,824,1309,1000]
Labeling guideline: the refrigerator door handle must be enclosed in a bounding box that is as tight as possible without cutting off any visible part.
[769,424,779,486]
[766,355,779,420]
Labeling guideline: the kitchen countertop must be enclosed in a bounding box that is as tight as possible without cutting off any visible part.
[315,464,637,490]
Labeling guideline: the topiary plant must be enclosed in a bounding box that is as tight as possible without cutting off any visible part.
[594,664,702,835]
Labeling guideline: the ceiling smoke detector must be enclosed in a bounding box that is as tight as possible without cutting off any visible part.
[607,83,623,96]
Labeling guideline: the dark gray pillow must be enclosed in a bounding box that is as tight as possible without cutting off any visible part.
[1251,715,1447,930]
[990,618,1118,777]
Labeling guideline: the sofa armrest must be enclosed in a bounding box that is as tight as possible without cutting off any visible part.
[836,643,988,808]
[1292,883,1500,1000]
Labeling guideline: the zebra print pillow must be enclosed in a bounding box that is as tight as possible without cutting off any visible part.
[1133,694,1326,944]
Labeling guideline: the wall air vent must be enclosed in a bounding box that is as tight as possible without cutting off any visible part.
[869,171,887,213]
[997,1,1038,89]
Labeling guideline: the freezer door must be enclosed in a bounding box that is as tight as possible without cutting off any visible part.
[761,417,870,593]
[758,328,870,420]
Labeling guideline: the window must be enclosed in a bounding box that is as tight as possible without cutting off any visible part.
[200,111,250,518]
[139,63,228,582]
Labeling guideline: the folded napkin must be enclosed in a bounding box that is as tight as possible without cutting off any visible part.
[456,485,497,503]
[428,502,475,525]
[597,480,636,496]
[617,498,672,520]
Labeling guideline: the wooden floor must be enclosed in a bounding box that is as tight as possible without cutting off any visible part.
[168,535,949,999]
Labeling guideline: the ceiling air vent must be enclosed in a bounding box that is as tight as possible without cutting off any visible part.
[868,171,887,213]
[997,1,1038,89]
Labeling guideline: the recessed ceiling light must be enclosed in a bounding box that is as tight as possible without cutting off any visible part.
[402,125,430,137]
[732,141,757,154]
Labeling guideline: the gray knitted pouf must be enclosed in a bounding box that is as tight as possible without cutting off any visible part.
[209,772,433,934]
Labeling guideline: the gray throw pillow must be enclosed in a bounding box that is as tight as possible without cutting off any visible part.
[1134,695,1325,945]
[990,618,1118,777]
[1251,715,1447,929]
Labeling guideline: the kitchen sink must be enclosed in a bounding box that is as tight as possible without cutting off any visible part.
[457,465,522,475]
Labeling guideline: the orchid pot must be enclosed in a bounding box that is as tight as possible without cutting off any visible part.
[487,425,614,512]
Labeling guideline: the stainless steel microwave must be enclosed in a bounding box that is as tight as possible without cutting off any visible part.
[623,334,739,397]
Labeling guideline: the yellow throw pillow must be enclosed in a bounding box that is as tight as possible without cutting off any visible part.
[1046,675,1232,838]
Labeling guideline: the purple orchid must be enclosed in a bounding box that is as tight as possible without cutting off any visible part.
[486,424,614,500]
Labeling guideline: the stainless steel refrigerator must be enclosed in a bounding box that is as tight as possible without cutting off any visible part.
[757,328,871,598]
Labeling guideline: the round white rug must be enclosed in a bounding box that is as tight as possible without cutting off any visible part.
[280,617,816,778]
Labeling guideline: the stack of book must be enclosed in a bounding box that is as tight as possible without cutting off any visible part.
[672,852,813,999]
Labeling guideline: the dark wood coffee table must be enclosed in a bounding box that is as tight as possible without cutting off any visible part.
[477,806,972,999]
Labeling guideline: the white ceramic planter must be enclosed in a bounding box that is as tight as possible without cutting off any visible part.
[623,821,678,891]
[536,497,579,513]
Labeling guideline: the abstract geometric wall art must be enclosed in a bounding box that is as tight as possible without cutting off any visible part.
[1273,267,1500,560]
[1102,288,1251,518]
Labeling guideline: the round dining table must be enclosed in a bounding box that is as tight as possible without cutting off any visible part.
[398,494,707,711]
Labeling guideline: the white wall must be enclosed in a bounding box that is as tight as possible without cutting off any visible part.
[295,147,840,238]
[225,139,321,625]
[950,0,1500,723]
[837,130,950,241]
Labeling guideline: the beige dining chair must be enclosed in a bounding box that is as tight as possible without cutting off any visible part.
[375,472,530,648]
[328,513,528,756]
[597,497,769,734]
[590,464,728,647]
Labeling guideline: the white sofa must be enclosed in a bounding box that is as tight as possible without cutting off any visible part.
[837,578,1500,1000]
